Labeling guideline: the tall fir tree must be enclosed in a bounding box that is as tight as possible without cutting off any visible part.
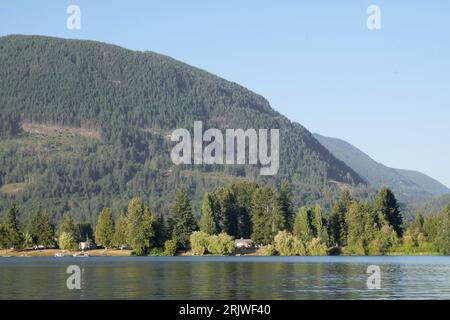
[4,204,23,249]
[171,187,198,247]
[113,213,128,248]
[345,202,378,255]
[293,207,314,244]
[94,208,115,248]
[330,190,352,246]
[375,187,403,237]
[153,213,167,248]
[279,180,294,231]
[58,213,78,240]
[28,211,55,248]
[250,187,284,245]
[311,204,328,242]
[199,193,218,235]
[126,198,155,256]
[229,181,257,239]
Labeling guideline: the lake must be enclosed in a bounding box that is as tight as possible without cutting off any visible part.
[1,256,450,300]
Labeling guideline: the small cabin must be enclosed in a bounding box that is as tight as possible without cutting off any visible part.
[79,241,96,251]
[234,239,253,249]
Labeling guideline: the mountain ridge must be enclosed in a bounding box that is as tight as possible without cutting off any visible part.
[0,34,365,223]
[313,133,449,203]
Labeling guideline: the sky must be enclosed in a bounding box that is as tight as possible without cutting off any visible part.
[1,1,450,187]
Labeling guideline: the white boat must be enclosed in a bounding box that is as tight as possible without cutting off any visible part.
[73,252,90,257]
[54,253,65,257]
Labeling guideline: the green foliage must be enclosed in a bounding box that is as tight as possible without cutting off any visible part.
[2,204,23,249]
[0,112,21,138]
[345,202,377,255]
[58,231,77,250]
[0,35,365,227]
[171,188,197,247]
[212,233,235,255]
[153,214,168,248]
[207,233,235,255]
[113,213,128,248]
[94,208,115,248]
[28,211,55,248]
[435,205,450,254]
[58,213,78,240]
[23,233,33,249]
[199,193,218,235]
[306,238,328,256]
[250,187,285,245]
[330,190,352,246]
[190,231,235,255]
[260,244,275,256]
[311,204,328,243]
[0,222,7,250]
[279,180,294,231]
[293,207,314,244]
[164,239,177,256]
[274,231,306,256]
[190,231,210,255]
[148,247,165,256]
[375,187,403,237]
[126,198,155,256]
[367,225,399,256]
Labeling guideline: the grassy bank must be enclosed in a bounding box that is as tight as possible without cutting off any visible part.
[0,248,132,257]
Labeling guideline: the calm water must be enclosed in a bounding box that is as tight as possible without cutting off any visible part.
[1,256,450,300]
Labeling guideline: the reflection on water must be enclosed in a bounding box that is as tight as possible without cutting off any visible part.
[1,256,450,300]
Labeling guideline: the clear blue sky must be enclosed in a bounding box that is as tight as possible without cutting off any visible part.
[1,1,450,187]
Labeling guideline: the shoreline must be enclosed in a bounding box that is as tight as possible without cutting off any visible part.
[0,248,444,258]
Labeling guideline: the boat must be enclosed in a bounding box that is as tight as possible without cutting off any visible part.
[73,252,90,257]
[54,253,65,257]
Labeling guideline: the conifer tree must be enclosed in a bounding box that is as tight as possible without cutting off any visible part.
[330,190,352,246]
[171,188,198,247]
[94,208,115,248]
[199,193,218,235]
[126,198,155,256]
[113,213,128,248]
[29,211,55,248]
[279,180,294,232]
[4,204,23,249]
[375,187,403,237]
[293,207,314,244]
[58,213,78,240]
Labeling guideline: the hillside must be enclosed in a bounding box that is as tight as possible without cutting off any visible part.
[313,133,449,203]
[407,193,450,216]
[0,35,365,224]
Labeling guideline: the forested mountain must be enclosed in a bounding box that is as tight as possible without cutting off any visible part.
[408,193,450,216]
[0,35,365,225]
[313,133,449,203]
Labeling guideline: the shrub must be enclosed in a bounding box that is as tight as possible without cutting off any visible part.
[306,238,328,256]
[261,244,275,256]
[190,231,210,255]
[164,239,177,256]
[58,232,77,250]
[148,247,164,256]
[274,231,307,256]
[207,233,235,255]
[217,233,235,255]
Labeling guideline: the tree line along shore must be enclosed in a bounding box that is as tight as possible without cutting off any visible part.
[1,181,449,257]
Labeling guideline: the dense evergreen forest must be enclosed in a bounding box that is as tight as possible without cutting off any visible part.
[0,35,369,225]
[1,183,449,256]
